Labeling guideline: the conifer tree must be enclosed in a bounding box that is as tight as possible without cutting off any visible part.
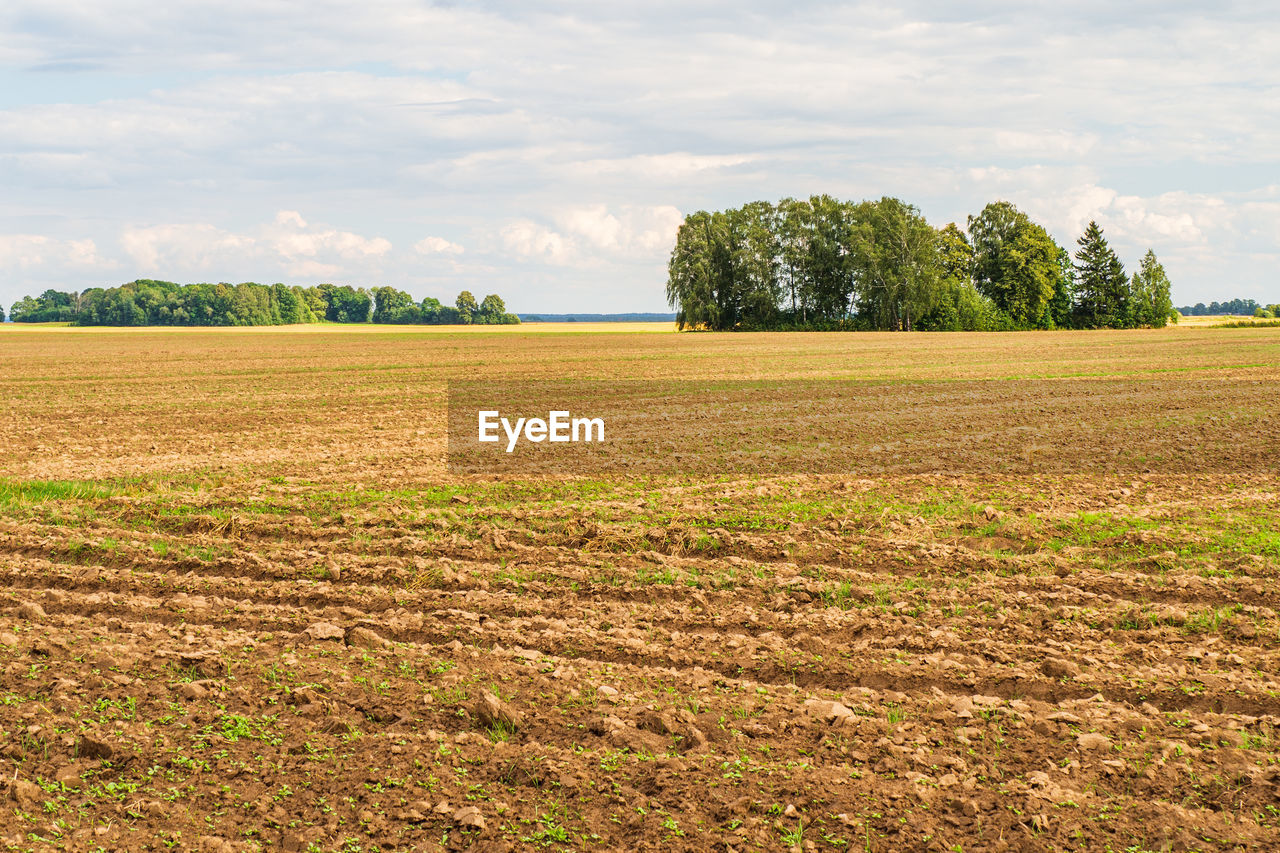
[1072,221,1129,328]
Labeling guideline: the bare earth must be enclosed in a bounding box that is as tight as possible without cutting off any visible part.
[1,324,1279,853]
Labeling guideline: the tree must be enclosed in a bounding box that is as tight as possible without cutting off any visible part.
[455,290,478,324]
[1047,246,1074,329]
[776,197,812,321]
[1129,250,1174,328]
[0,303,5,323]
[667,211,731,329]
[420,296,442,323]
[319,285,371,323]
[8,296,34,322]
[1073,221,1129,328]
[276,284,316,324]
[968,201,1059,327]
[847,197,942,331]
[9,290,78,322]
[919,223,1007,331]
[937,222,973,286]
[730,201,783,328]
[801,195,855,322]
[477,294,506,323]
[300,285,327,318]
[372,287,418,323]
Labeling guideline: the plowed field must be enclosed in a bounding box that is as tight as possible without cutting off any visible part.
[2,325,1279,853]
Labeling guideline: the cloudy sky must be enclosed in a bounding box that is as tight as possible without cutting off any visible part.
[1,1,1277,313]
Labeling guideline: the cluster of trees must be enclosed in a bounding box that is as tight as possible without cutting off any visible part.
[665,197,1177,331]
[8,281,320,325]
[6,281,518,326]
[1177,298,1279,318]
[370,287,518,325]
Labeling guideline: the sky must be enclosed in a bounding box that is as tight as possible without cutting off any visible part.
[1,1,1277,313]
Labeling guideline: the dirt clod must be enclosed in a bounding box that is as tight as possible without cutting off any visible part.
[1041,657,1081,678]
[303,623,345,642]
[77,735,114,761]
[453,805,486,830]
[179,681,210,700]
[1076,733,1112,752]
[472,691,521,731]
[804,698,857,723]
[17,602,46,620]
[8,780,41,808]
[345,626,389,649]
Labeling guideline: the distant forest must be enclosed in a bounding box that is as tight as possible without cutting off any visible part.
[520,313,677,322]
[4,281,519,326]
[1177,298,1279,318]
[666,197,1181,331]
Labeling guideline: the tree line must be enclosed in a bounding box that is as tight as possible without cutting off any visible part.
[1177,298,1279,318]
[665,197,1177,331]
[4,281,519,326]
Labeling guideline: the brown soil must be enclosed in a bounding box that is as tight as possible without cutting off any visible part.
[1,325,1279,852]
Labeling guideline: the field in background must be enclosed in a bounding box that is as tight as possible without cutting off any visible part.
[2,324,1279,852]
[1175,315,1277,328]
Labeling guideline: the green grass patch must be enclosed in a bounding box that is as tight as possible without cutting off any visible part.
[0,478,118,508]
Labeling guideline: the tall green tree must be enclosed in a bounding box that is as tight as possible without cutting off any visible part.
[667,210,734,329]
[1047,246,1074,329]
[775,198,812,321]
[1129,249,1174,328]
[8,296,35,322]
[455,290,479,324]
[372,286,418,323]
[478,293,504,320]
[320,285,371,323]
[802,195,856,322]
[477,293,517,324]
[968,201,1059,327]
[847,197,942,330]
[731,201,783,328]
[420,296,443,322]
[1072,221,1129,328]
[919,223,1005,331]
[937,222,974,286]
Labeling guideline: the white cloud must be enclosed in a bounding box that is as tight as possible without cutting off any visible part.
[494,205,684,272]
[0,234,111,269]
[556,204,684,256]
[559,206,622,250]
[274,210,307,228]
[116,213,390,280]
[0,234,52,268]
[564,154,759,183]
[993,131,1100,159]
[414,236,464,255]
[500,221,572,266]
[120,224,255,273]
